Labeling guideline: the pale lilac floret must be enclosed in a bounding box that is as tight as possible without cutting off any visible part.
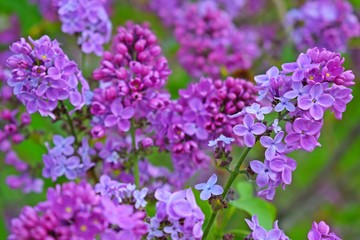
[260,131,286,160]
[233,114,266,147]
[250,160,277,188]
[195,173,224,200]
[285,118,322,152]
[274,97,295,112]
[298,83,335,120]
[307,221,342,240]
[254,66,279,87]
[133,188,148,209]
[104,99,135,132]
[269,156,297,185]
[282,53,317,82]
[245,103,272,120]
[208,134,235,147]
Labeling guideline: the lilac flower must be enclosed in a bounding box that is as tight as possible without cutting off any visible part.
[254,66,279,87]
[50,135,75,156]
[250,160,277,188]
[245,103,272,120]
[285,118,322,152]
[283,82,310,99]
[104,100,135,132]
[245,215,289,240]
[298,83,335,120]
[208,134,234,147]
[147,218,164,239]
[195,174,224,200]
[233,114,266,147]
[133,188,148,209]
[274,97,295,112]
[307,221,341,240]
[282,53,316,82]
[260,132,286,160]
[95,175,118,197]
[183,122,208,140]
[53,156,80,180]
[269,156,297,185]
[271,119,281,133]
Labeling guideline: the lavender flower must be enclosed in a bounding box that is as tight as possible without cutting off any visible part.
[245,215,289,240]
[195,173,224,200]
[6,36,89,118]
[233,114,266,147]
[308,221,342,240]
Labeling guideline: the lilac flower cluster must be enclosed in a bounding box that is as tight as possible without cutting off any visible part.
[245,215,289,240]
[173,1,259,78]
[9,181,151,240]
[152,188,204,239]
[233,47,354,200]
[286,0,359,52]
[42,135,94,181]
[150,76,257,187]
[91,22,171,135]
[308,221,342,240]
[9,182,106,240]
[6,36,90,118]
[95,175,149,209]
[245,215,341,240]
[55,0,112,56]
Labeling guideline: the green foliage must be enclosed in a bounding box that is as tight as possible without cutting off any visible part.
[231,181,276,230]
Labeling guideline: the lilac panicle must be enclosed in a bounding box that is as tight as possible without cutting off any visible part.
[233,47,354,200]
[6,36,90,118]
[286,0,359,52]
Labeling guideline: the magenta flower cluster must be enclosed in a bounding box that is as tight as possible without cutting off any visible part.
[6,36,90,118]
[286,0,359,52]
[31,0,112,56]
[246,215,341,240]
[233,47,354,200]
[173,1,259,78]
[91,22,171,136]
[150,76,257,186]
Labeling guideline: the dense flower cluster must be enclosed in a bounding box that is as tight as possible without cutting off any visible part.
[42,135,94,181]
[286,0,359,52]
[91,22,171,135]
[233,47,354,200]
[9,182,106,239]
[245,215,289,240]
[173,1,259,78]
[6,36,90,118]
[31,0,112,55]
[245,215,341,240]
[8,181,151,240]
[56,0,112,56]
[150,76,257,187]
[152,188,204,239]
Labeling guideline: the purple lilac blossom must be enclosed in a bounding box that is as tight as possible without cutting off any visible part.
[91,22,171,135]
[149,77,257,187]
[286,0,359,52]
[245,215,289,240]
[235,47,354,200]
[195,173,224,200]
[307,221,342,240]
[154,188,205,239]
[6,36,90,118]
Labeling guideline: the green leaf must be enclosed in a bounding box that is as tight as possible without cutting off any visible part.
[231,181,276,229]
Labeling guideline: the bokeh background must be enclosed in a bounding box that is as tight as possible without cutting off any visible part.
[1,0,360,239]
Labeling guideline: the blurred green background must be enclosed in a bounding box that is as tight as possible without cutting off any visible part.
[1,0,360,239]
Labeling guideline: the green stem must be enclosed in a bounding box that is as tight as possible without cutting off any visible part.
[60,102,78,145]
[202,147,252,240]
[130,119,140,187]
